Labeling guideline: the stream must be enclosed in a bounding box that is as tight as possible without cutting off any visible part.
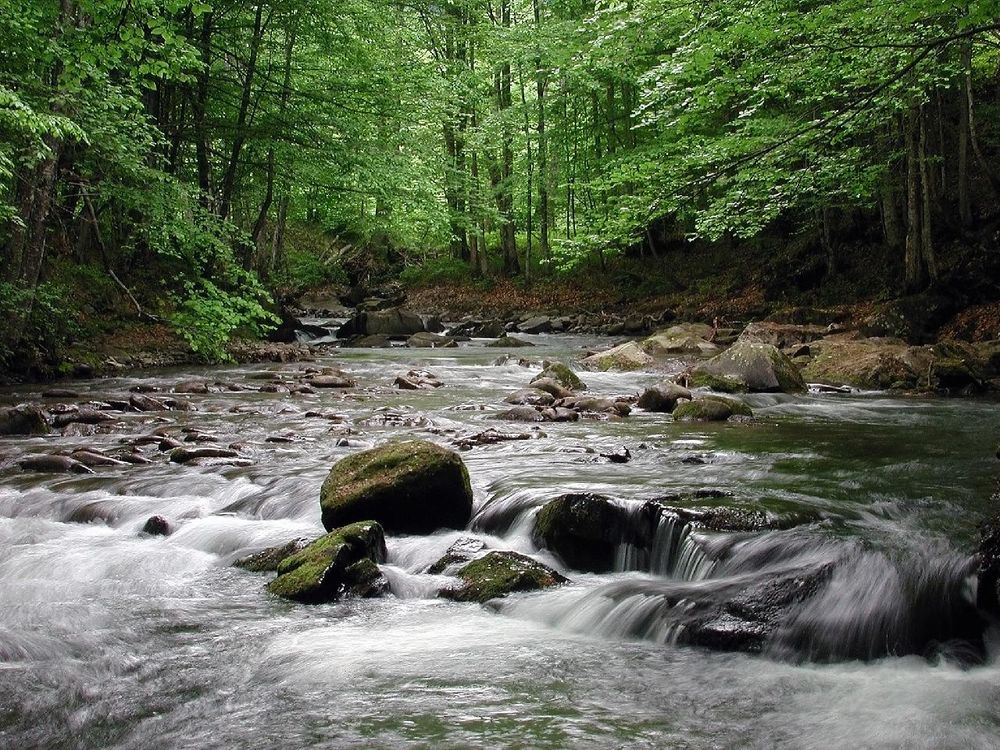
[1,328,999,749]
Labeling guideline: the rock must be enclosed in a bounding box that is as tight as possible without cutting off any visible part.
[439,551,567,603]
[581,342,654,372]
[689,341,806,393]
[426,537,488,574]
[599,447,631,463]
[488,335,535,348]
[534,493,646,572]
[642,324,721,356]
[801,339,933,390]
[0,405,50,435]
[320,440,473,534]
[168,447,240,463]
[529,377,573,399]
[738,321,828,349]
[234,538,312,572]
[452,429,533,451]
[451,319,506,338]
[492,406,545,423]
[531,362,585,391]
[553,396,630,417]
[394,370,443,390]
[174,381,210,394]
[503,389,554,407]
[52,407,114,427]
[337,307,426,339]
[517,316,553,334]
[538,407,579,422]
[407,331,457,348]
[672,396,753,422]
[309,373,356,388]
[19,455,94,474]
[141,515,171,536]
[637,382,692,412]
[345,334,394,348]
[68,449,128,467]
[129,393,167,411]
[266,521,389,603]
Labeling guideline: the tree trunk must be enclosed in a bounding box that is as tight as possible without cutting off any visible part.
[193,10,215,209]
[918,105,936,284]
[904,108,924,292]
[218,2,266,221]
[958,45,972,227]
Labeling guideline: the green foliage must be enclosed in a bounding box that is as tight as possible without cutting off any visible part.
[279,248,348,291]
[399,256,474,286]
[0,282,77,370]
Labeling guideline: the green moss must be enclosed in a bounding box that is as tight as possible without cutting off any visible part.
[266,521,386,603]
[672,399,734,422]
[702,394,754,417]
[688,372,747,393]
[320,440,473,534]
[532,362,585,391]
[443,551,567,603]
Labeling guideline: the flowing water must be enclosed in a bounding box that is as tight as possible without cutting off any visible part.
[1,329,999,749]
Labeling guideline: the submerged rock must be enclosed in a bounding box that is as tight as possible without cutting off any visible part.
[493,406,546,423]
[689,341,806,393]
[440,551,567,603]
[531,362,585,392]
[309,373,356,388]
[320,440,473,534]
[406,331,457,348]
[141,515,172,536]
[0,405,50,435]
[266,521,388,603]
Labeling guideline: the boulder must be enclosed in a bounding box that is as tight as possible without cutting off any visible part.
[555,396,631,417]
[440,551,567,603]
[637,382,692,412]
[503,389,555,407]
[488,335,535,348]
[345,334,393,348]
[529,377,572,399]
[689,341,806,393]
[737,321,828,349]
[266,521,388,603]
[407,332,457,348]
[517,316,553,334]
[531,362,585,392]
[168,447,240,463]
[234,538,312,572]
[581,341,653,372]
[337,307,426,339]
[0,405,50,435]
[642,324,721,357]
[492,406,545,423]
[320,440,473,534]
[672,396,752,422]
[534,493,647,572]
[309,373,356,388]
[19,454,94,474]
[52,407,113,427]
[141,515,172,536]
[426,537,488,574]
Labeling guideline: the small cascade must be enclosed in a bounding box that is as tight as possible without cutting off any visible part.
[613,508,715,582]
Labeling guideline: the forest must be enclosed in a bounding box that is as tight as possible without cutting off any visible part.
[2,0,999,373]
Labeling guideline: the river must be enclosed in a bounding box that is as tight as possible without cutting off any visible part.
[1,330,998,749]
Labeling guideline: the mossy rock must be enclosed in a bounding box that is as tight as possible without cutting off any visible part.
[488,335,535,348]
[233,537,312,572]
[687,371,748,393]
[672,396,752,422]
[580,342,653,372]
[440,551,567,603]
[0,405,50,436]
[320,440,473,534]
[534,493,648,572]
[690,341,806,393]
[531,362,585,391]
[266,521,388,603]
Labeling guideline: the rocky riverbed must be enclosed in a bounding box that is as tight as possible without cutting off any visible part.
[1,324,999,748]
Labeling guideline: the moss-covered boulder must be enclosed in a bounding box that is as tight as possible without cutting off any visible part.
[266,521,388,603]
[642,324,721,357]
[440,551,567,603]
[234,538,311,572]
[672,396,753,422]
[531,362,585,391]
[690,341,806,393]
[637,382,692,413]
[320,440,473,534]
[581,342,653,372]
[534,493,648,572]
[488,335,535,348]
